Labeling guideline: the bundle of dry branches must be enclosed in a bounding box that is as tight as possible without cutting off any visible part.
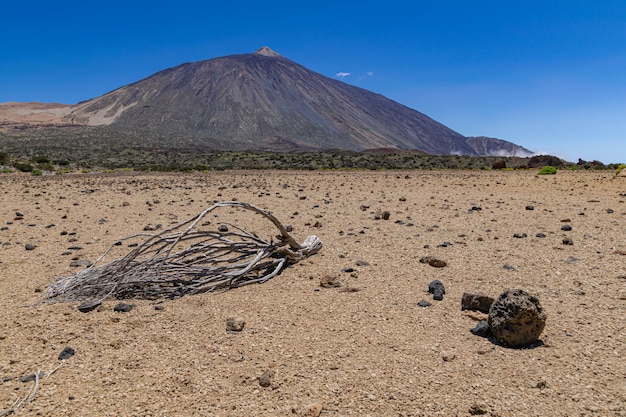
[45,202,322,304]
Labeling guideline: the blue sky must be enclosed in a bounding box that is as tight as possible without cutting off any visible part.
[1,1,625,163]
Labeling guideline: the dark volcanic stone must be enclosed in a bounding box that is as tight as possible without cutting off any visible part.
[417,300,432,308]
[113,303,136,313]
[218,225,229,232]
[563,237,574,245]
[381,211,391,220]
[470,321,491,337]
[259,369,275,387]
[513,233,527,238]
[428,280,445,301]
[25,243,36,251]
[535,233,546,238]
[58,346,76,360]
[488,289,547,347]
[461,292,495,313]
[525,205,534,210]
[77,300,102,313]
[561,224,572,231]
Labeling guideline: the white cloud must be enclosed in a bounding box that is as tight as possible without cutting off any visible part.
[366,71,374,77]
[335,72,351,78]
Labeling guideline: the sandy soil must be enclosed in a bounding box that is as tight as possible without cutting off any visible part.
[0,170,624,416]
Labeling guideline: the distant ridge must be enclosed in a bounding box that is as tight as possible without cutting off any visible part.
[1,47,532,156]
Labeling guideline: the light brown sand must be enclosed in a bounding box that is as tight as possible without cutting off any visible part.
[0,170,624,416]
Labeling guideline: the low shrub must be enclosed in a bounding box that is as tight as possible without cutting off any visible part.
[14,162,34,172]
[538,166,557,175]
[616,164,626,176]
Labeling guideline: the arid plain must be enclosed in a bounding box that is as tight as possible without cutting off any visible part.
[1,170,624,416]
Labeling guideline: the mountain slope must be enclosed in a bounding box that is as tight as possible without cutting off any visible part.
[465,136,533,157]
[63,47,480,154]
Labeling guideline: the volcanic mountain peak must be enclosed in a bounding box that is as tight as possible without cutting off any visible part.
[254,46,282,57]
[0,48,531,156]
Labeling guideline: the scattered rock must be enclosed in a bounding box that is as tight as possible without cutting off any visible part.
[338,287,361,293]
[58,346,76,360]
[560,218,571,223]
[461,292,495,313]
[513,233,527,238]
[420,256,447,268]
[20,371,45,383]
[25,243,36,251]
[561,224,572,231]
[470,321,491,337]
[341,267,354,273]
[471,206,482,211]
[320,275,341,288]
[535,233,546,238]
[355,260,370,266]
[226,317,246,332]
[488,289,547,347]
[437,241,453,247]
[77,300,102,313]
[375,209,391,220]
[606,208,614,214]
[563,237,574,245]
[503,264,516,271]
[525,205,534,210]
[301,401,323,417]
[417,300,432,308]
[70,260,91,268]
[428,280,445,301]
[218,225,229,232]
[113,303,136,313]
[469,403,490,415]
[258,369,275,387]
[442,352,456,362]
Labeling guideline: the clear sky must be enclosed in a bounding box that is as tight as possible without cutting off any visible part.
[2,0,625,163]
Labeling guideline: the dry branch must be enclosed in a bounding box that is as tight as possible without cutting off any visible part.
[45,202,322,303]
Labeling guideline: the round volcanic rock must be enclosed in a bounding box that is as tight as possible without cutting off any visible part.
[488,289,546,347]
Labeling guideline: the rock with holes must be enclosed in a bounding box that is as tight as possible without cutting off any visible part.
[488,289,546,347]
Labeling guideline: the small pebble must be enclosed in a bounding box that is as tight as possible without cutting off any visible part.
[417,300,432,308]
[258,369,275,387]
[428,280,445,301]
[113,303,136,313]
[226,317,245,332]
[58,346,76,360]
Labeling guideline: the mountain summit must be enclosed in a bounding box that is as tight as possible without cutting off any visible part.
[5,47,531,155]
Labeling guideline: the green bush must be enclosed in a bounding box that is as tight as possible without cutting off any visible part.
[34,155,50,164]
[36,162,55,172]
[32,169,43,176]
[538,166,557,175]
[14,162,34,172]
[616,164,626,176]
[0,150,8,165]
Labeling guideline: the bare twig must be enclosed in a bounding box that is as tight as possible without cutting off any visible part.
[44,202,322,303]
